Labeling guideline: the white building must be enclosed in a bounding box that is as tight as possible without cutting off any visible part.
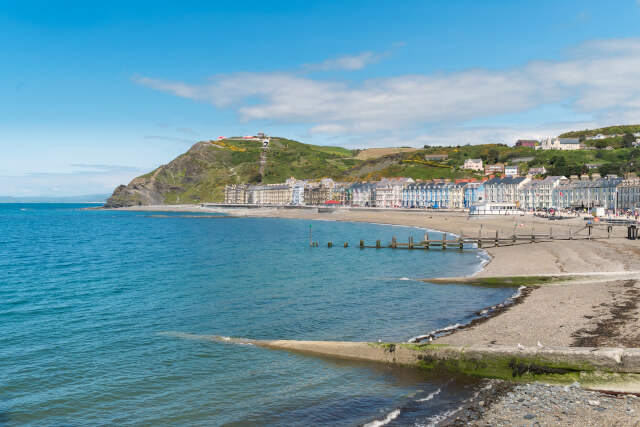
[528,166,547,175]
[483,176,531,203]
[538,137,582,151]
[469,202,523,216]
[291,181,307,205]
[553,176,622,210]
[374,177,415,208]
[504,165,519,177]
[463,158,483,171]
[517,176,565,210]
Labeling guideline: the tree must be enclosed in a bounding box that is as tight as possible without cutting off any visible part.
[623,133,636,148]
[248,173,262,184]
[487,148,499,164]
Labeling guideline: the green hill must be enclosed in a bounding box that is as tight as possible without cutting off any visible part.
[105,138,363,207]
[105,130,640,207]
[559,125,640,139]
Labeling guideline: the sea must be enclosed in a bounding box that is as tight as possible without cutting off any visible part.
[0,203,517,426]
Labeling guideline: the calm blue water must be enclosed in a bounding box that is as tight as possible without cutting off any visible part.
[0,204,514,426]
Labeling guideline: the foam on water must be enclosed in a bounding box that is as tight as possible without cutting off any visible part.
[363,408,402,427]
[417,388,442,402]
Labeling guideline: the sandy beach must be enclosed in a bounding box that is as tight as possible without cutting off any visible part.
[113,204,640,424]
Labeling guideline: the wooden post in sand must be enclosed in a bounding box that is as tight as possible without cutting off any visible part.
[495,230,499,247]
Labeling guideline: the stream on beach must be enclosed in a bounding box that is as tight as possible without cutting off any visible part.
[0,204,518,426]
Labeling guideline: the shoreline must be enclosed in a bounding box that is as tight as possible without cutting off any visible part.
[107,204,640,347]
[107,204,640,424]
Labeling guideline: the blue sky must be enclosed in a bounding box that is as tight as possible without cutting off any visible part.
[2,0,640,196]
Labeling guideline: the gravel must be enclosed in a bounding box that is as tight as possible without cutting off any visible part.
[442,381,640,426]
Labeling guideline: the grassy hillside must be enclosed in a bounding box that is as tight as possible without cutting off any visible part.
[559,125,640,138]
[106,130,640,207]
[106,138,365,206]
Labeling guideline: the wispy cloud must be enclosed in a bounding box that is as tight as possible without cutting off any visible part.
[133,38,640,143]
[302,51,390,72]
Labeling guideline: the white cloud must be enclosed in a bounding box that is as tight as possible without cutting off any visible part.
[133,38,640,143]
[302,51,388,72]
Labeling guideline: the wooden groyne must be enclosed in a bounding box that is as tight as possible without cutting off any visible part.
[319,224,613,250]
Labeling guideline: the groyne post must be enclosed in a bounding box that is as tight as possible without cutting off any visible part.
[442,233,447,250]
[344,242,348,248]
[408,236,414,249]
[531,227,535,243]
[376,240,381,248]
[495,230,499,247]
[328,242,332,248]
[424,233,429,249]
[391,236,397,248]
[360,239,364,248]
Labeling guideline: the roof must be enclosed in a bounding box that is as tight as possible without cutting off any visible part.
[558,138,580,144]
[512,157,534,163]
[557,177,623,189]
[484,176,529,186]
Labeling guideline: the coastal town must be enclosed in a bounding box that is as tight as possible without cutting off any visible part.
[223,135,640,214]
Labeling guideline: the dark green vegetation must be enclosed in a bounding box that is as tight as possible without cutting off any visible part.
[416,352,590,383]
[105,126,640,206]
[425,276,571,288]
[559,124,640,139]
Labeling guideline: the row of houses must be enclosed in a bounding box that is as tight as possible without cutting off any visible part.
[463,159,546,177]
[225,174,640,210]
[399,174,638,210]
[225,177,416,208]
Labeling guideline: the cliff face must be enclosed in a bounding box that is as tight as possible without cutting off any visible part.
[105,141,255,207]
[104,138,362,207]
